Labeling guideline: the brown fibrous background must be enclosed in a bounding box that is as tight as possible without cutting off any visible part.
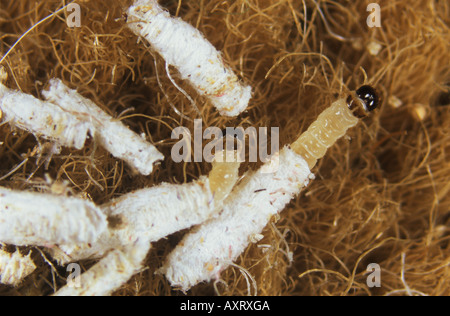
[0,0,448,296]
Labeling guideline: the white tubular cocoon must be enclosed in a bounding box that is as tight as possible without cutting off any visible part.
[54,240,151,296]
[0,84,90,150]
[0,187,107,246]
[42,79,164,176]
[0,249,36,286]
[161,147,312,291]
[106,176,214,243]
[127,0,252,116]
[51,177,214,263]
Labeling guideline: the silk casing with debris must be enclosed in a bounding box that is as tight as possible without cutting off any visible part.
[54,240,151,296]
[161,147,312,291]
[0,187,107,246]
[42,79,164,176]
[52,152,240,295]
[0,84,90,150]
[50,177,214,264]
[50,151,239,264]
[162,94,368,291]
[0,249,36,286]
[126,0,252,117]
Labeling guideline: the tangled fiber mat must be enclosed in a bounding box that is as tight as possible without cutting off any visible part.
[0,0,448,296]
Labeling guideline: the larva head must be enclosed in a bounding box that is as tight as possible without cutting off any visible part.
[347,85,380,118]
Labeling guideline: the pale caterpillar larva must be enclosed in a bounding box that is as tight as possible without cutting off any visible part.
[0,248,36,286]
[161,86,380,292]
[0,187,108,246]
[292,85,379,168]
[126,0,252,117]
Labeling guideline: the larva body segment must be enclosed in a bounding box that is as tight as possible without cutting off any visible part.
[0,249,36,286]
[208,150,241,205]
[42,79,164,176]
[161,147,312,291]
[292,98,359,168]
[0,187,107,246]
[0,84,90,150]
[127,0,252,117]
[54,240,151,296]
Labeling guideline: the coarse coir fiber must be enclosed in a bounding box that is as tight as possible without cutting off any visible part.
[0,0,448,296]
